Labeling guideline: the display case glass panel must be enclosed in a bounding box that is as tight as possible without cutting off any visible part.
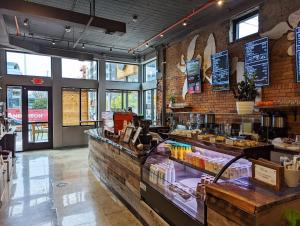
[142,140,252,224]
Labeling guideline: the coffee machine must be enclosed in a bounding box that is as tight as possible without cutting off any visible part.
[260,111,287,140]
[271,111,288,138]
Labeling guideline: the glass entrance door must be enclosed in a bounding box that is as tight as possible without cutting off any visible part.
[22,86,53,150]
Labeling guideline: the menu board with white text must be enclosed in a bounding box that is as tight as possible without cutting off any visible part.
[245,37,269,87]
[211,50,230,91]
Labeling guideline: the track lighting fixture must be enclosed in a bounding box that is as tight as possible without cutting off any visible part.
[23,18,29,26]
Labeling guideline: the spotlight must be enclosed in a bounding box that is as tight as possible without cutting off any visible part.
[82,43,85,49]
[109,47,112,52]
[132,15,138,23]
[217,0,224,6]
[145,43,149,47]
[65,25,71,33]
[160,34,164,38]
[23,18,29,26]
[132,51,136,55]
[182,21,187,26]
[52,40,56,45]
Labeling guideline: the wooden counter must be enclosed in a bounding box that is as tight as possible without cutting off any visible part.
[87,129,168,226]
[206,177,300,226]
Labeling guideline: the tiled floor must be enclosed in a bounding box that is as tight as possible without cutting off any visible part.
[0,148,142,226]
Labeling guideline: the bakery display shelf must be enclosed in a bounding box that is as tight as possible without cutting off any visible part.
[169,157,225,179]
[168,134,273,159]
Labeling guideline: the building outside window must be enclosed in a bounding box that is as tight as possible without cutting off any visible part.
[106,62,139,82]
[232,10,259,41]
[144,60,157,82]
[106,90,139,114]
[62,88,97,126]
[144,89,156,124]
[6,51,51,77]
[62,58,98,80]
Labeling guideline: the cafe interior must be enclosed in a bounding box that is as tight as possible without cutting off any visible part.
[0,0,300,225]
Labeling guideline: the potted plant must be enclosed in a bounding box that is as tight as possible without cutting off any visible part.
[169,95,176,108]
[233,73,259,115]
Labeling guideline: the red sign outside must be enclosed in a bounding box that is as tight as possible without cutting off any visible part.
[8,108,48,122]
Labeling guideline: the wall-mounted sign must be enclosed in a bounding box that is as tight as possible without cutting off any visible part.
[211,50,230,91]
[296,27,300,83]
[31,78,44,85]
[245,37,269,87]
[186,59,201,94]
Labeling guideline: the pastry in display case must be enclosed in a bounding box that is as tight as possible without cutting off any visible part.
[141,139,255,226]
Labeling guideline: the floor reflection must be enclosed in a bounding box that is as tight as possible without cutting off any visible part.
[0,148,142,226]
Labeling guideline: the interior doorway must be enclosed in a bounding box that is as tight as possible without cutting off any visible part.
[6,86,53,151]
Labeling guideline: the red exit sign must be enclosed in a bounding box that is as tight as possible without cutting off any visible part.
[31,78,44,85]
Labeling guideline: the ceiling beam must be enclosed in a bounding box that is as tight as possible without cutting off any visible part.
[0,0,126,34]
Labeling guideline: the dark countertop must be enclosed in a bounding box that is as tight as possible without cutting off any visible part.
[86,128,147,162]
[206,177,300,214]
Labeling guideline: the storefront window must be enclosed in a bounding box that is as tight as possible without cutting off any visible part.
[6,52,51,77]
[62,88,97,126]
[106,90,139,113]
[62,58,97,80]
[144,60,157,82]
[106,62,139,82]
[144,89,156,124]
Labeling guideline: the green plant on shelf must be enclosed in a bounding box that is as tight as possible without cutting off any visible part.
[233,73,259,101]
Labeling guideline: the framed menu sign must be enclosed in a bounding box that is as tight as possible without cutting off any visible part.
[186,59,201,94]
[245,37,269,87]
[296,27,300,82]
[211,50,230,91]
[251,158,284,192]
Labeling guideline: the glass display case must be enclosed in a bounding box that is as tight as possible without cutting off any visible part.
[141,138,262,226]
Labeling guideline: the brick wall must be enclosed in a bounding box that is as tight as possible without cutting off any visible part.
[158,0,300,135]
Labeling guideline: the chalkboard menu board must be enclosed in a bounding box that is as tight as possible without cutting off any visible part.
[245,37,269,87]
[186,59,201,94]
[211,50,230,91]
[296,27,300,82]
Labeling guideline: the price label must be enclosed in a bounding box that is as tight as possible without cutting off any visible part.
[210,137,216,143]
[225,139,234,146]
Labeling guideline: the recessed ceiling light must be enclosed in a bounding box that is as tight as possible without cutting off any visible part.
[52,40,56,45]
[160,34,164,38]
[217,0,224,6]
[132,15,138,23]
[23,18,29,26]
[65,25,71,33]
[182,21,187,26]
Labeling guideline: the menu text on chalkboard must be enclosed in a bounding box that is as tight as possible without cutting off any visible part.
[245,37,269,87]
[186,59,201,94]
[211,50,230,91]
[296,27,300,82]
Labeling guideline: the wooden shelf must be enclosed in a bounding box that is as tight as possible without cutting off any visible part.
[255,105,300,120]
[255,105,300,110]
